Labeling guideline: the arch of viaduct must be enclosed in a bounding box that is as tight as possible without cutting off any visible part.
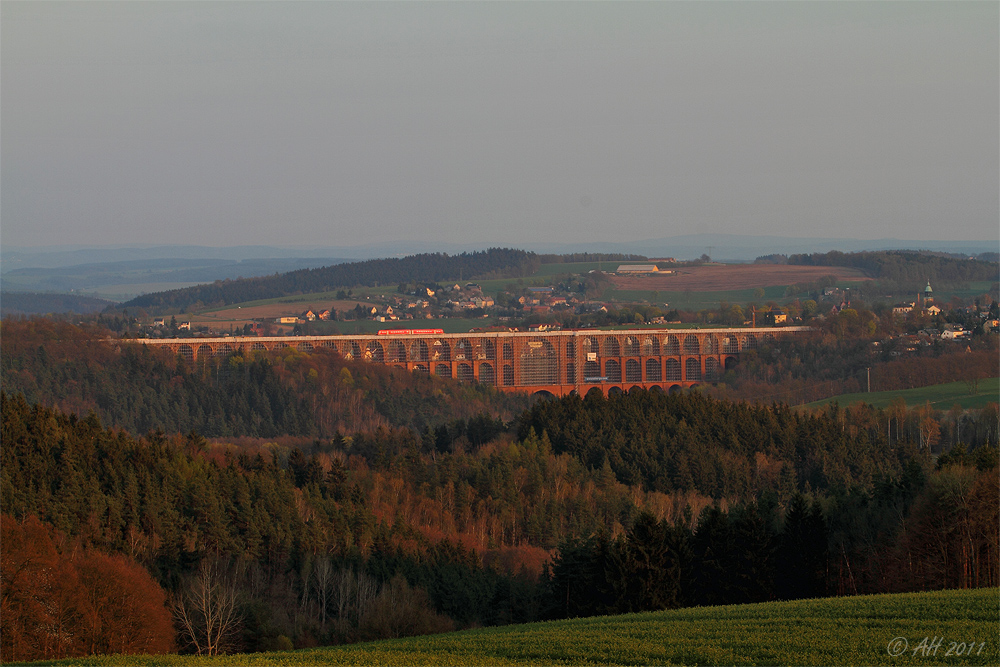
[132,327,811,397]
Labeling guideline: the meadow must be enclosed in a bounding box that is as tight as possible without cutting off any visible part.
[34,588,998,666]
[803,377,1000,411]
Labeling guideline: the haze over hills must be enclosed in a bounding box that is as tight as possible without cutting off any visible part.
[4,234,995,272]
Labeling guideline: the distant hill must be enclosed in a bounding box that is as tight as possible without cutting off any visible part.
[0,291,114,317]
[121,248,538,311]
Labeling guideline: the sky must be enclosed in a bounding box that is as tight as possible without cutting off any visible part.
[2,1,997,250]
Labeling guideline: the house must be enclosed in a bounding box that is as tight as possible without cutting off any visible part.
[771,310,788,324]
[318,309,333,321]
[925,305,941,316]
[302,310,316,321]
[277,317,298,324]
[178,322,191,330]
[892,302,915,316]
[152,318,165,327]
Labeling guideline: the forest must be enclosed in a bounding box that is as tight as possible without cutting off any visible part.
[784,250,998,291]
[122,248,539,311]
[1,316,998,661]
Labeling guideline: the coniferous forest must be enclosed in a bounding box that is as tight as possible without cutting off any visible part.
[1,318,997,661]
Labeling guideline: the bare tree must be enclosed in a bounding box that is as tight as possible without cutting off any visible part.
[172,560,242,656]
[312,556,334,629]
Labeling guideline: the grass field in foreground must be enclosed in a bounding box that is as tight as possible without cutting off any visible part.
[37,588,998,666]
[802,378,999,412]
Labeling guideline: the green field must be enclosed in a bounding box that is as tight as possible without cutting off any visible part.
[802,378,1000,411]
[36,588,998,666]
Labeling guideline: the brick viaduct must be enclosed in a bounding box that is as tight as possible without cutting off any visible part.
[131,327,811,397]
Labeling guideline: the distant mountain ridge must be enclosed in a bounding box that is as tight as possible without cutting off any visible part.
[5,235,996,272]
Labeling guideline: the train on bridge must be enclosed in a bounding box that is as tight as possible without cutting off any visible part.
[132,327,811,397]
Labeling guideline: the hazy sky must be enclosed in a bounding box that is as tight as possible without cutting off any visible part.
[3,1,997,250]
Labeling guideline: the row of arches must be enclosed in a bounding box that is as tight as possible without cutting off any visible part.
[577,333,770,358]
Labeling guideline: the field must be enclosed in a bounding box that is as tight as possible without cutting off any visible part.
[802,378,1000,411]
[36,588,998,666]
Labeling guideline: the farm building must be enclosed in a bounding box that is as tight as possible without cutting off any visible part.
[616,264,659,274]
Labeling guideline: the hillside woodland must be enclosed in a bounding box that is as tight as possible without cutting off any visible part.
[122,248,540,311]
[1,317,997,661]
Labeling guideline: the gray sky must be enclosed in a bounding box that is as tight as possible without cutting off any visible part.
[2,1,997,250]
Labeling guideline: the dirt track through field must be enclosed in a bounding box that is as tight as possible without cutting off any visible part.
[612,265,869,291]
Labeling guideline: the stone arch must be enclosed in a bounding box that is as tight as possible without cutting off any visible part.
[298,341,314,353]
[435,363,452,378]
[742,334,758,351]
[533,390,556,399]
[520,339,558,386]
[724,356,738,370]
[178,345,194,362]
[410,340,429,362]
[645,358,662,382]
[642,336,659,356]
[628,385,644,394]
[387,341,407,362]
[685,358,702,381]
[665,358,682,381]
[320,340,337,350]
[365,341,384,363]
[457,363,474,382]
[582,337,600,356]
[344,342,361,360]
[433,339,451,361]
[274,342,288,350]
[722,336,739,354]
[664,335,680,355]
[197,344,212,359]
[585,387,604,399]
[479,362,495,385]
[483,339,496,361]
[413,363,429,375]
[217,343,235,357]
[565,340,576,359]
[624,335,640,356]
[649,384,664,393]
[683,335,699,355]
[455,338,473,361]
[603,336,621,357]
[605,359,621,383]
[566,362,576,384]
[502,342,513,361]
[705,357,721,381]
[584,360,601,380]
[702,335,719,354]
[250,342,266,353]
[608,386,624,396]
[668,384,683,394]
[625,359,641,383]
[502,364,514,386]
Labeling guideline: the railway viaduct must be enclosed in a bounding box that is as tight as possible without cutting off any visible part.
[131,327,811,397]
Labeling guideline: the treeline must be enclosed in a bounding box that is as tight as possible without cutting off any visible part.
[537,253,647,264]
[0,319,530,437]
[123,248,538,311]
[785,250,999,288]
[518,389,914,497]
[543,459,998,620]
